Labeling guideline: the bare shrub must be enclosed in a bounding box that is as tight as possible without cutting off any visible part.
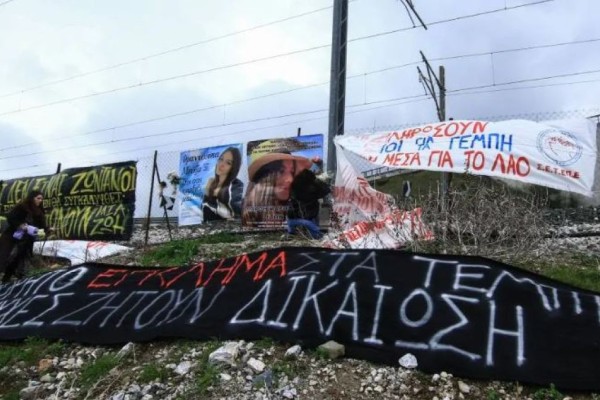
[403,176,550,260]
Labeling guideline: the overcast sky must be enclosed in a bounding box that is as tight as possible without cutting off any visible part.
[0,0,599,180]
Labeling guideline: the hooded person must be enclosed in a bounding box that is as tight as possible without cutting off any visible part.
[0,190,49,283]
[286,168,331,239]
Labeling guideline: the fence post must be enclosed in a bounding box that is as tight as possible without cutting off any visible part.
[154,160,173,242]
[56,163,62,174]
[144,151,158,246]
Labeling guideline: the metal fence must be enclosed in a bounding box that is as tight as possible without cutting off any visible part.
[130,108,600,223]
[5,108,591,224]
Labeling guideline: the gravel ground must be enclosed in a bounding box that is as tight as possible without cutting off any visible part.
[2,222,599,400]
[4,339,597,400]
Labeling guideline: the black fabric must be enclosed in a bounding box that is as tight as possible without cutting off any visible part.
[0,247,599,391]
[0,161,137,240]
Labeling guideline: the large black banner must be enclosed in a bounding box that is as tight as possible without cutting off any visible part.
[0,161,137,240]
[0,248,598,390]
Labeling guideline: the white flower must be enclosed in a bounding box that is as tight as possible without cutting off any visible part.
[167,171,181,186]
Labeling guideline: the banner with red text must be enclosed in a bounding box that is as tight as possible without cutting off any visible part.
[336,119,597,196]
[1,248,600,390]
[325,149,432,249]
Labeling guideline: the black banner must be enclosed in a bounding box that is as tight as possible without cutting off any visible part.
[0,248,598,390]
[0,161,137,240]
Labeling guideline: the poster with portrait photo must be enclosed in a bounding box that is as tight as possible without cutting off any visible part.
[242,134,324,229]
[178,144,244,226]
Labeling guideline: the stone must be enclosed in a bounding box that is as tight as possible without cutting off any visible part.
[19,386,38,400]
[110,392,125,400]
[209,341,242,366]
[284,345,302,359]
[117,342,135,360]
[252,370,273,388]
[38,358,53,373]
[398,353,418,369]
[458,381,470,394]
[174,361,193,375]
[220,373,233,381]
[247,357,266,373]
[317,340,345,359]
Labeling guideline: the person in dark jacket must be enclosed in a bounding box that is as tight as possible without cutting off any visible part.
[286,168,331,239]
[202,147,244,221]
[0,190,48,283]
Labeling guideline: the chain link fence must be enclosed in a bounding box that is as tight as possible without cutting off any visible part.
[131,108,600,224]
[14,108,590,225]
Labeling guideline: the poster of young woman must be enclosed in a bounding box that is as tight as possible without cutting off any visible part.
[178,144,244,226]
[242,134,324,229]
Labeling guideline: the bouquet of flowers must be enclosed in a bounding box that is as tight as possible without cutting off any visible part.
[167,171,181,186]
[166,171,181,197]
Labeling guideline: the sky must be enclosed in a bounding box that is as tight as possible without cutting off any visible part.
[0,0,599,180]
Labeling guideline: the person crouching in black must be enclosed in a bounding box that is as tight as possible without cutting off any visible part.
[286,168,331,239]
[0,190,48,283]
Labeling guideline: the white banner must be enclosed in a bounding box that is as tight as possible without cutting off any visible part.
[324,149,432,249]
[34,240,131,265]
[336,119,597,196]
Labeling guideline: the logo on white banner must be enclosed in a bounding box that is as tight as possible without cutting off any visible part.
[536,129,582,167]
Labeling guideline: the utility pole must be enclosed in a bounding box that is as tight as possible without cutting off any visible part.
[327,0,348,176]
[327,1,426,177]
[417,52,450,201]
[417,51,445,122]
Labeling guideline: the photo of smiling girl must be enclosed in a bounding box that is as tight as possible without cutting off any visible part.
[201,146,244,221]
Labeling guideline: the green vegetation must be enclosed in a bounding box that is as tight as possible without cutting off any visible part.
[531,384,563,400]
[79,354,120,388]
[192,363,220,395]
[179,341,222,398]
[312,347,331,360]
[254,337,277,350]
[140,232,243,266]
[515,253,600,293]
[0,337,64,367]
[486,389,502,400]
[140,239,202,266]
[139,363,170,383]
[196,232,243,245]
[2,391,21,400]
[272,359,306,378]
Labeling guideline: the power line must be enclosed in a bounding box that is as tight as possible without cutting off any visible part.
[346,0,554,43]
[0,70,600,160]
[4,32,595,154]
[0,0,554,118]
[3,32,595,135]
[449,68,600,93]
[0,96,429,175]
[0,4,334,99]
[448,77,600,97]
[0,43,332,118]
[0,32,600,126]
[0,79,331,153]
[0,0,18,7]
[3,66,598,163]
[0,95,436,162]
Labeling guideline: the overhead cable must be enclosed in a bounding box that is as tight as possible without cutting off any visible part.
[0,0,554,117]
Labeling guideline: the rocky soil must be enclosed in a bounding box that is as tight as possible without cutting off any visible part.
[1,221,600,400]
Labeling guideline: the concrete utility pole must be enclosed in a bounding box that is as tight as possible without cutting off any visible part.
[327,0,348,176]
